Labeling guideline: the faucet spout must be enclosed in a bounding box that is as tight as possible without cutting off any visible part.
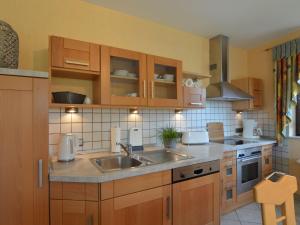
[119,143,132,156]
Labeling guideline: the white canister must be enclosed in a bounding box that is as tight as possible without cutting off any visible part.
[111,127,121,153]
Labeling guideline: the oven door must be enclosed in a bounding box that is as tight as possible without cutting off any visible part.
[237,154,262,194]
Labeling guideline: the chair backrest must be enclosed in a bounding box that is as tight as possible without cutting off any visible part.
[254,174,298,225]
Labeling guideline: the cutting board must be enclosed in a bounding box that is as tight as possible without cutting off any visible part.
[207,122,224,141]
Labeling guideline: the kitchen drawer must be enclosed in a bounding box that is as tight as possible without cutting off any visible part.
[51,36,100,72]
[221,182,237,212]
[50,182,99,201]
[101,170,171,200]
[222,151,236,160]
[221,160,237,183]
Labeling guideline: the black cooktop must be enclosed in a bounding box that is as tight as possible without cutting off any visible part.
[212,139,255,146]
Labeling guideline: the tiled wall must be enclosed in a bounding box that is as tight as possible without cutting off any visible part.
[49,101,275,156]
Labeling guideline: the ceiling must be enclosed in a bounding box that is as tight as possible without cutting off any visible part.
[86,0,300,48]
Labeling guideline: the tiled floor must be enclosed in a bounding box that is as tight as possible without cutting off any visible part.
[221,198,300,225]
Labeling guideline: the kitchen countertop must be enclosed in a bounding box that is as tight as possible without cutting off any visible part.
[49,138,276,183]
[0,68,48,78]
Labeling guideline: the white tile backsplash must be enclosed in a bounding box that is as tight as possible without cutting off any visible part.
[48,101,275,154]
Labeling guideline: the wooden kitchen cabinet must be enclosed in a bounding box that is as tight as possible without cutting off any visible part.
[173,172,220,225]
[220,151,237,214]
[50,36,100,73]
[101,46,147,106]
[50,182,100,225]
[147,55,183,107]
[101,185,172,225]
[0,75,49,225]
[262,145,273,178]
[232,77,263,111]
[183,86,206,108]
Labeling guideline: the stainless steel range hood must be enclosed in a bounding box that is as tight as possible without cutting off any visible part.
[207,35,252,101]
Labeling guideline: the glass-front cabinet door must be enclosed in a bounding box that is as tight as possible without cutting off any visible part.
[147,55,183,107]
[101,46,147,106]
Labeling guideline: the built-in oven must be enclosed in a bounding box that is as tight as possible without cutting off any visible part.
[237,147,262,194]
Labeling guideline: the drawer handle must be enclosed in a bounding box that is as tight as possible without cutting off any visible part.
[151,81,154,98]
[166,196,171,220]
[190,102,203,106]
[38,159,43,188]
[65,59,89,66]
[143,80,146,98]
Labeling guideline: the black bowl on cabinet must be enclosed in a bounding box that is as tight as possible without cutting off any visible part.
[52,92,86,104]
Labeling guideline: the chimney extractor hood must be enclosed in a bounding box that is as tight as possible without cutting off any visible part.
[206,35,253,101]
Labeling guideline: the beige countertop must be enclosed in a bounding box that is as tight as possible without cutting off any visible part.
[49,138,276,183]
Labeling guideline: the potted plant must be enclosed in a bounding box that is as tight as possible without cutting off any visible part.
[159,127,179,149]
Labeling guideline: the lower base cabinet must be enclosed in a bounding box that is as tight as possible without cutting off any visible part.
[101,185,172,225]
[50,200,98,225]
[172,173,220,225]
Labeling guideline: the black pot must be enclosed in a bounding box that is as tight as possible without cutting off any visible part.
[52,92,86,104]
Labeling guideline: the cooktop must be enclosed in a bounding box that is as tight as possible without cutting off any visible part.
[212,139,257,146]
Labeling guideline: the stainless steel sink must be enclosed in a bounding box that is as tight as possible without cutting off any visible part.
[142,150,191,164]
[91,150,191,172]
[92,156,142,172]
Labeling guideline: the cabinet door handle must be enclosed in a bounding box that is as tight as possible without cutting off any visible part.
[143,80,146,98]
[190,102,203,106]
[38,159,43,188]
[166,196,171,220]
[151,81,154,98]
[65,59,89,66]
[87,215,93,225]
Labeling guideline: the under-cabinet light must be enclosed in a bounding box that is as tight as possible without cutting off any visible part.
[129,108,139,114]
[175,109,183,114]
[65,107,79,113]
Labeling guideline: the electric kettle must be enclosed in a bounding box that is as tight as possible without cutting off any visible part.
[58,133,77,161]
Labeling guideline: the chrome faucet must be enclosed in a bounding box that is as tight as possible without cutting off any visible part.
[119,143,132,156]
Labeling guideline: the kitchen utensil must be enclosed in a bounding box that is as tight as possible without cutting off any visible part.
[58,133,78,161]
[111,127,121,153]
[207,122,224,141]
[182,131,209,145]
[128,128,143,151]
[84,96,92,104]
[52,91,86,104]
[163,74,174,81]
[113,69,128,76]
[184,78,194,87]
[243,119,258,138]
[127,92,138,97]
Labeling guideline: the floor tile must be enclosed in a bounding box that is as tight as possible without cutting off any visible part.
[222,211,239,221]
[236,207,262,224]
[221,220,241,225]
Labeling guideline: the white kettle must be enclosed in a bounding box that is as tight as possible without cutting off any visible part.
[58,133,77,162]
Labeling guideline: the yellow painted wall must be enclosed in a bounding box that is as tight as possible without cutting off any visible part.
[247,29,300,117]
[0,0,246,78]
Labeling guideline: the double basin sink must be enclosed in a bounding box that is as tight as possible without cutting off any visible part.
[91,150,191,172]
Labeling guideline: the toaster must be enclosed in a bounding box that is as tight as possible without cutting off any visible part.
[182,131,209,145]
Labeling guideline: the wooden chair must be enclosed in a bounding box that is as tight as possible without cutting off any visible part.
[254,172,298,225]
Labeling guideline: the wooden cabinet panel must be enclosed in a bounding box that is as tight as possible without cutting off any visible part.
[183,87,206,108]
[221,158,237,183]
[101,185,171,225]
[101,46,147,106]
[50,200,98,225]
[173,173,220,225]
[221,182,237,213]
[147,55,183,107]
[50,182,99,201]
[50,36,100,72]
[262,145,273,178]
[0,75,48,225]
[232,77,263,111]
[101,170,171,200]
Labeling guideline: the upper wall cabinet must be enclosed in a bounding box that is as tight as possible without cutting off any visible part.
[147,55,183,107]
[49,36,101,106]
[101,46,147,106]
[232,77,264,111]
[50,36,100,74]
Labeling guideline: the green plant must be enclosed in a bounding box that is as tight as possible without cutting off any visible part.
[159,127,179,142]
